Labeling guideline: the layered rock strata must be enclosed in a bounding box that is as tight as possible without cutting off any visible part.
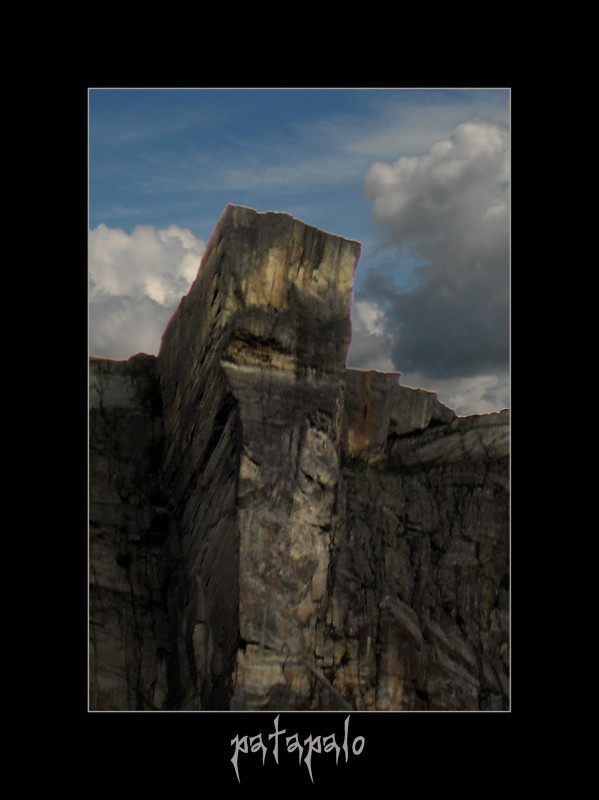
[89,205,509,710]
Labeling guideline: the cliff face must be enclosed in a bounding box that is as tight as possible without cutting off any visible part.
[336,372,509,710]
[89,205,509,711]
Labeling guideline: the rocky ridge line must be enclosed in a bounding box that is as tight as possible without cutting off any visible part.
[89,205,509,710]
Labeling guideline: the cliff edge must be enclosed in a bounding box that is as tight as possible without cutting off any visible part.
[89,205,509,710]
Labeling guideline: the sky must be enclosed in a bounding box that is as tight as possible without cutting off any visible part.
[89,88,510,415]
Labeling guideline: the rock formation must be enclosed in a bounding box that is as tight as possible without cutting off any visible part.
[89,205,509,711]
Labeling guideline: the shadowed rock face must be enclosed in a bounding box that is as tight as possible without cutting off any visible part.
[89,354,169,710]
[89,204,509,711]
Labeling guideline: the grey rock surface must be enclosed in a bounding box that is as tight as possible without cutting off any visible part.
[89,204,509,710]
[334,373,509,710]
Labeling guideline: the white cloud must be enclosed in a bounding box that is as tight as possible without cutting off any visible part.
[89,223,205,359]
[355,300,387,337]
[365,118,510,241]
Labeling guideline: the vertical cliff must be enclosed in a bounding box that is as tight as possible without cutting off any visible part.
[89,204,509,711]
[156,206,359,709]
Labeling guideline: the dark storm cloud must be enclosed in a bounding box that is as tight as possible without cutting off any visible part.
[364,118,510,381]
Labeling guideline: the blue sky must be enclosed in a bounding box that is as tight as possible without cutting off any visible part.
[89,88,510,414]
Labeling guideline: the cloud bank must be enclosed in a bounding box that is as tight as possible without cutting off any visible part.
[356,117,510,413]
[89,224,205,359]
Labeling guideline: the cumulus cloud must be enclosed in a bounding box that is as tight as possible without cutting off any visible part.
[347,301,396,372]
[363,117,510,390]
[89,224,205,359]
